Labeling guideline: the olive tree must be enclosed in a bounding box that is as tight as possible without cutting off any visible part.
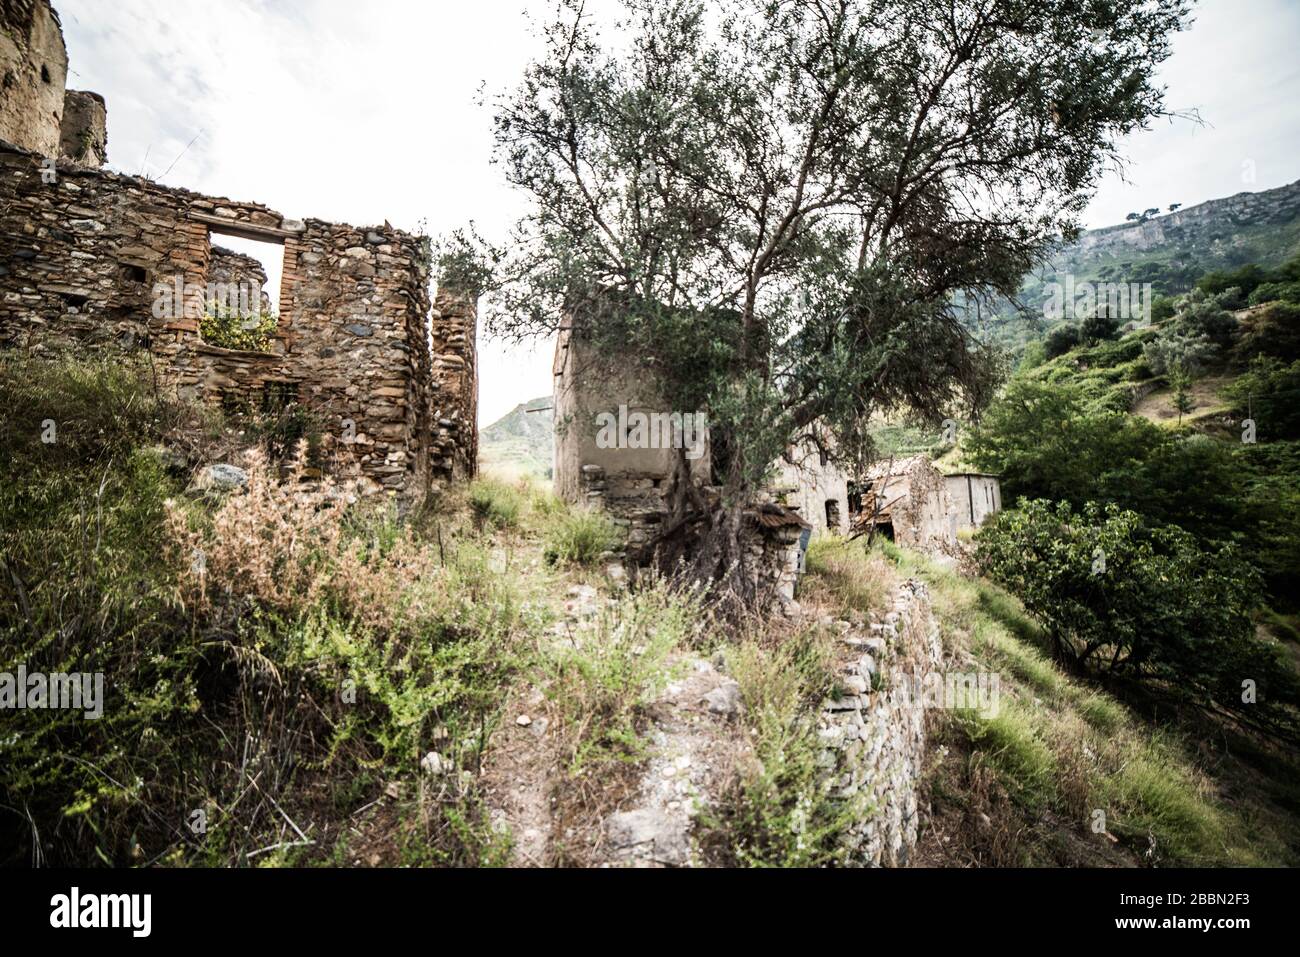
[457,0,1191,606]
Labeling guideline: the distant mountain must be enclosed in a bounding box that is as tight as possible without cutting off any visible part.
[479,396,554,479]
[972,178,1300,352]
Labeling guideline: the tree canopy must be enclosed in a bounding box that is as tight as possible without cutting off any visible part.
[451,0,1191,601]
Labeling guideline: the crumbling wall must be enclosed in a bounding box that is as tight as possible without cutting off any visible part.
[207,246,269,315]
[0,0,68,158]
[58,89,106,167]
[0,140,475,497]
[430,289,478,482]
[773,440,854,535]
[553,324,710,504]
[819,578,945,866]
[864,456,958,553]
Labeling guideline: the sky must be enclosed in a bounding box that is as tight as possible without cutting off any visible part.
[56,0,1300,426]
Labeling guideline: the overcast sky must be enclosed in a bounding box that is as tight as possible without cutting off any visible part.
[57,0,1300,426]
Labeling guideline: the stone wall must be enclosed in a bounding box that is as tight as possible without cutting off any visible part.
[863,455,958,553]
[430,289,477,482]
[0,139,477,496]
[819,578,945,866]
[773,439,855,535]
[0,0,67,158]
[207,245,269,315]
[58,89,106,167]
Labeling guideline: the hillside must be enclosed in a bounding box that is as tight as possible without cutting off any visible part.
[479,396,554,480]
[978,179,1300,353]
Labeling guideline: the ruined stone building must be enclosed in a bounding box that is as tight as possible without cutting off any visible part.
[0,0,476,497]
[944,472,1002,534]
[553,324,804,604]
[772,439,859,536]
[858,456,960,551]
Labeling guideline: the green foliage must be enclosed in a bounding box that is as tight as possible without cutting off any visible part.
[1043,323,1081,359]
[703,629,855,867]
[1234,441,1300,609]
[882,546,1289,865]
[1225,355,1300,439]
[1150,295,1177,323]
[1234,301,1300,364]
[1080,312,1121,344]
[1247,281,1300,307]
[0,354,537,866]
[1198,262,1270,300]
[967,378,1245,543]
[468,478,526,530]
[542,579,700,772]
[975,501,1299,737]
[542,507,620,567]
[199,304,278,352]
[1144,326,1215,375]
[1169,364,1195,424]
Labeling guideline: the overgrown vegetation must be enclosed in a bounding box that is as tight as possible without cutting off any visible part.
[702,627,852,867]
[199,304,278,352]
[0,354,536,866]
[975,501,1299,739]
[884,547,1296,867]
[542,507,620,567]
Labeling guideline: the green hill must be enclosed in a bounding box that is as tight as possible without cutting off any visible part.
[479,396,554,479]
[975,178,1300,353]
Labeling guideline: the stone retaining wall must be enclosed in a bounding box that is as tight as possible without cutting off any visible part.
[819,578,945,866]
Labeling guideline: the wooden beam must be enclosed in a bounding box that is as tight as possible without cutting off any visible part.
[190,212,303,242]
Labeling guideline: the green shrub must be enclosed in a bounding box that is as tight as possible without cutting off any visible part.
[543,507,620,566]
[1225,355,1300,439]
[975,500,1299,737]
[199,305,278,352]
[468,478,525,529]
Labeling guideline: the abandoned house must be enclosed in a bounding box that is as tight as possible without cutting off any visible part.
[856,455,961,551]
[772,438,862,536]
[945,472,1003,535]
[0,0,477,498]
[553,321,806,604]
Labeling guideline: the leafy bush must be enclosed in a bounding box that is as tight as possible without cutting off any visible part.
[199,304,278,352]
[1225,355,1300,439]
[967,378,1246,543]
[1247,281,1300,307]
[1197,262,1270,300]
[1043,324,1081,359]
[1080,312,1120,344]
[1234,301,1300,363]
[543,507,619,566]
[1144,327,1216,375]
[468,478,525,529]
[975,501,1299,737]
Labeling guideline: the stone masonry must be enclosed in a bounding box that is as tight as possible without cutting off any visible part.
[0,1,477,497]
[819,578,945,866]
